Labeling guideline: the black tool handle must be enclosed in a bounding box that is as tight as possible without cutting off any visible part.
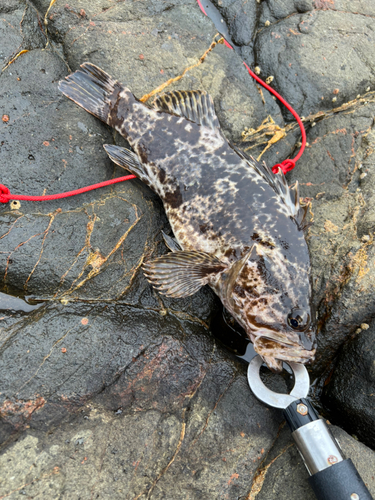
[284,397,319,431]
[309,458,373,500]
[283,399,374,500]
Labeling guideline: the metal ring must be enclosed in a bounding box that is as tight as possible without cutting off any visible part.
[247,355,310,409]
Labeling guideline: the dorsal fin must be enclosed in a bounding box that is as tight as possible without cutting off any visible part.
[153,90,220,130]
[231,144,275,187]
[231,144,311,231]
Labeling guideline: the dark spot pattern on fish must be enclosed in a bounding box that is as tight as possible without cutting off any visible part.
[137,143,150,164]
[108,86,130,134]
[158,168,166,183]
[164,187,183,210]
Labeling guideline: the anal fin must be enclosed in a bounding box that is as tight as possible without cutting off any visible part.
[143,250,227,298]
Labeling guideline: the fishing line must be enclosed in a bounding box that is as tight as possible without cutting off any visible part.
[0,4,306,204]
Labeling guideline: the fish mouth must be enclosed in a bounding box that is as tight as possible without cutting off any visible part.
[250,332,316,373]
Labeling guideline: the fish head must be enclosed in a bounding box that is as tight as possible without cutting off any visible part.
[216,243,316,372]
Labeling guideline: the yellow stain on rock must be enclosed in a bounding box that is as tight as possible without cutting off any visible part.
[140,34,224,103]
[87,250,106,270]
[2,50,29,71]
[349,244,372,284]
[324,220,339,233]
[242,116,286,161]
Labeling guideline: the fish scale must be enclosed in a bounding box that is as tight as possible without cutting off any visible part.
[59,62,315,372]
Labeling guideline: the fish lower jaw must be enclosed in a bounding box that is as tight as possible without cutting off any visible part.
[248,330,301,349]
[249,333,316,367]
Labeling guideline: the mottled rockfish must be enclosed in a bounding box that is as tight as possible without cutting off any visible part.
[59,63,316,371]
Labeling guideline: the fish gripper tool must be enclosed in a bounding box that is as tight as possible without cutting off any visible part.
[248,355,373,500]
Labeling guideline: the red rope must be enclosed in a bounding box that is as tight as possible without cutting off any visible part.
[0,7,306,204]
[242,61,306,174]
[0,176,136,204]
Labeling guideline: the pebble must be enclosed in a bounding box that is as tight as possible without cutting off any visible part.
[10,200,21,210]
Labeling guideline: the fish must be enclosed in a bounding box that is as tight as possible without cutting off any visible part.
[59,62,316,372]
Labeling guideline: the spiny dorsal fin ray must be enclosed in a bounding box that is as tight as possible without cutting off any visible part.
[161,231,182,252]
[231,144,311,231]
[153,90,220,130]
[230,144,276,187]
[143,250,227,298]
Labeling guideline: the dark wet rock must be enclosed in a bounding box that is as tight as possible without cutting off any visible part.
[259,0,375,26]
[46,0,283,139]
[0,385,279,500]
[212,0,258,47]
[0,298,285,497]
[254,10,375,118]
[0,0,46,69]
[284,97,375,376]
[1,0,375,498]
[259,0,313,24]
[0,50,166,300]
[322,323,375,450]
[29,0,54,16]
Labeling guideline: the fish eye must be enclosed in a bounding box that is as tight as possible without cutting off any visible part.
[288,317,300,329]
[287,309,309,330]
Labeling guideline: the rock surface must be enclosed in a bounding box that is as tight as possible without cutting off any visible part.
[1,0,375,498]
[323,321,375,450]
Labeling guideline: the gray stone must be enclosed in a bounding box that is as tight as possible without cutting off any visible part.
[0,0,46,69]
[314,0,375,15]
[284,98,375,376]
[254,10,375,118]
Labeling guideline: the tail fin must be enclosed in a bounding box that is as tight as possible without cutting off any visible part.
[59,63,123,124]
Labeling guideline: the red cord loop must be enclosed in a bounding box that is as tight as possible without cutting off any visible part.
[272,159,296,175]
[0,184,10,204]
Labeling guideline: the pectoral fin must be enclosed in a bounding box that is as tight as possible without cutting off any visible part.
[143,250,227,298]
[161,230,182,252]
[103,144,146,180]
